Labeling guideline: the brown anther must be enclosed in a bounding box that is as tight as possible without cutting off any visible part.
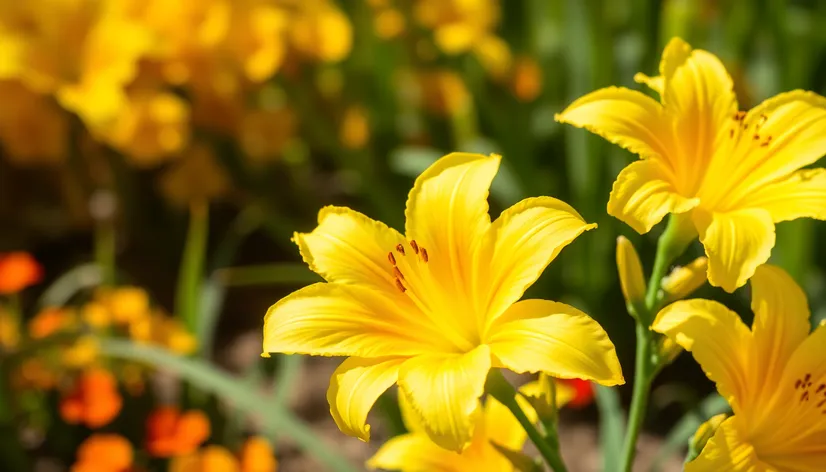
[388,252,397,266]
[393,267,405,280]
[395,244,405,255]
[805,373,812,383]
[818,399,826,408]
[802,391,810,402]
[817,384,825,394]
[757,114,768,128]
[729,129,734,139]
[420,247,429,263]
[796,379,803,389]
[409,240,419,254]
[753,134,760,140]
[394,278,406,292]
[761,136,773,147]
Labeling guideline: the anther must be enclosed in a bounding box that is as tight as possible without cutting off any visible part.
[420,247,429,263]
[818,399,826,408]
[393,267,405,280]
[805,374,812,383]
[395,279,406,292]
[796,379,803,389]
[388,252,397,265]
[395,244,405,255]
[817,384,825,394]
[410,240,419,254]
[729,129,734,139]
[802,391,810,402]
[761,136,772,147]
[754,134,760,140]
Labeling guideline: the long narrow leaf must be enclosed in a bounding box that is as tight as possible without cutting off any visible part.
[96,338,360,472]
[595,385,625,472]
[176,203,209,333]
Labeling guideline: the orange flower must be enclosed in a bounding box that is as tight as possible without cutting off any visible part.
[29,307,75,339]
[0,252,43,294]
[560,378,595,408]
[60,369,122,428]
[145,407,210,457]
[71,434,133,472]
[170,445,239,472]
[239,436,277,472]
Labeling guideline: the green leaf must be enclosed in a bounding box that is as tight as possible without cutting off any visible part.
[176,204,209,334]
[96,338,360,472]
[37,263,102,310]
[648,394,731,472]
[595,385,625,472]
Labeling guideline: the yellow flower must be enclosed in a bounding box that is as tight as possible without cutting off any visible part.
[339,105,370,150]
[263,153,623,451]
[171,445,240,472]
[104,287,150,324]
[556,37,826,292]
[98,88,190,168]
[368,389,544,472]
[63,336,99,369]
[652,265,826,470]
[661,256,708,301]
[417,70,471,116]
[615,236,646,307]
[288,1,352,63]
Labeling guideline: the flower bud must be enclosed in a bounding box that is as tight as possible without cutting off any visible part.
[662,256,708,301]
[688,414,728,462]
[616,236,646,307]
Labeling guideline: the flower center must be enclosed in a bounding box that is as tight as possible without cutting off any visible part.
[387,239,429,294]
[729,111,774,149]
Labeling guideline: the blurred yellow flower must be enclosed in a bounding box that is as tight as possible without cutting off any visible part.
[0,80,68,166]
[339,105,370,150]
[653,265,826,470]
[369,385,553,472]
[288,2,353,63]
[224,0,287,83]
[159,144,231,207]
[418,70,471,116]
[263,152,622,451]
[661,256,708,301]
[100,286,150,325]
[81,301,111,329]
[239,107,296,165]
[98,89,190,167]
[373,8,406,40]
[557,37,826,292]
[63,336,100,369]
[171,445,240,472]
[129,311,197,355]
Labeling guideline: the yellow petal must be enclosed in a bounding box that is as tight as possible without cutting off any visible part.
[686,417,763,472]
[263,283,443,357]
[652,300,753,413]
[479,396,533,462]
[481,196,596,328]
[366,434,461,471]
[690,413,729,460]
[748,168,826,223]
[397,345,491,452]
[405,152,500,328]
[520,374,577,411]
[616,236,646,305]
[397,387,426,434]
[294,206,405,291]
[661,256,708,300]
[555,86,670,162]
[659,37,737,196]
[695,209,775,293]
[750,265,810,393]
[608,159,699,234]
[327,357,405,441]
[487,300,624,386]
[731,90,826,193]
[633,72,664,96]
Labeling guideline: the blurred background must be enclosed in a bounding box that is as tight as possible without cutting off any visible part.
[2,0,826,470]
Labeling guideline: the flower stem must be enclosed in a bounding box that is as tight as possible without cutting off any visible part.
[620,214,693,472]
[487,370,568,472]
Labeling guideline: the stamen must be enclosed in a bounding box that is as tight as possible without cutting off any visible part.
[420,247,429,263]
[394,278,406,293]
[753,134,760,140]
[393,267,405,280]
[388,252,397,266]
[802,391,810,402]
[729,129,734,139]
[816,384,825,394]
[395,244,405,255]
[796,379,803,389]
[410,240,419,254]
[761,136,772,147]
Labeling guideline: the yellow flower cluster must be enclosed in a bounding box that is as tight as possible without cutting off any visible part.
[0,0,353,195]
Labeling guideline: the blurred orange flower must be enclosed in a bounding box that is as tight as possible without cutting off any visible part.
[60,368,123,428]
[239,436,277,472]
[145,407,210,457]
[0,252,43,294]
[71,434,133,472]
[417,70,470,116]
[170,445,239,472]
[29,307,76,339]
[339,105,370,150]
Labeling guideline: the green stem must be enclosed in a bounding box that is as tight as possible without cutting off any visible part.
[487,370,568,472]
[94,218,116,287]
[620,214,693,472]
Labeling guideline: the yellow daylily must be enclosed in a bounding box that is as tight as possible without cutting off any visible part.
[263,153,623,452]
[653,265,826,470]
[556,37,826,292]
[368,382,574,472]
